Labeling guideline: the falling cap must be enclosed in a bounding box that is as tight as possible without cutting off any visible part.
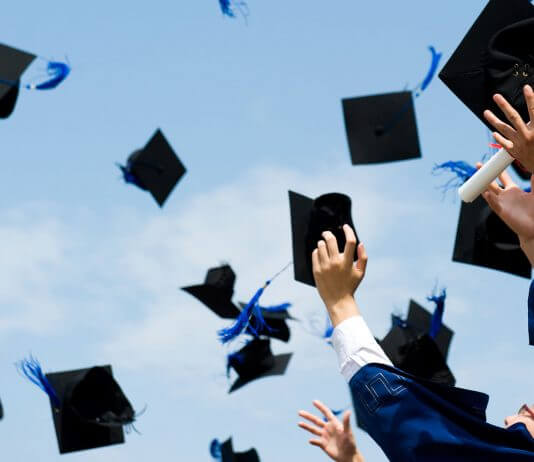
[289,190,359,286]
[182,265,241,319]
[342,91,421,165]
[226,338,292,393]
[122,129,186,207]
[45,365,136,454]
[237,301,293,343]
[453,196,531,278]
[0,43,36,118]
[210,437,260,462]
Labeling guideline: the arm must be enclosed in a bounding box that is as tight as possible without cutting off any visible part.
[298,400,365,462]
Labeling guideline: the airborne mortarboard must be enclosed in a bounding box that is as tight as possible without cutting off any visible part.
[238,302,293,343]
[289,191,359,286]
[18,358,137,454]
[226,338,292,393]
[0,43,35,118]
[453,195,531,278]
[210,437,260,462]
[342,91,421,165]
[439,0,534,179]
[182,265,241,319]
[119,129,186,207]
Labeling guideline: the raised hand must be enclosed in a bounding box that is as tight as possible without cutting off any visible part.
[312,225,367,326]
[484,85,534,173]
[298,400,364,462]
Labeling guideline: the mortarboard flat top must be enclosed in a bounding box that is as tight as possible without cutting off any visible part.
[380,328,455,386]
[227,338,292,393]
[406,300,454,360]
[342,91,421,165]
[221,438,260,462]
[0,44,36,118]
[289,191,359,286]
[238,302,293,343]
[440,0,534,131]
[453,196,531,278]
[128,129,186,207]
[46,365,134,454]
[182,265,241,319]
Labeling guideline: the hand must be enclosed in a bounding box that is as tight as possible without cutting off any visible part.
[312,225,367,326]
[479,164,534,266]
[484,85,534,173]
[298,400,364,462]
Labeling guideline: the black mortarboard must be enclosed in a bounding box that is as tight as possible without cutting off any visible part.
[289,191,359,286]
[406,300,454,360]
[453,195,531,278]
[342,91,421,165]
[237,302,292,343]
[227,338,292,393]
[0,398,3,420]
[182,265,241,319]
[124,129,186,207]
[380,327,456,386]
[439,0,534,179]
[211,438,260,462]
[46,365,135,454]
[0,43,35,119]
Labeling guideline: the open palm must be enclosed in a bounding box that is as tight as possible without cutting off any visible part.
[298,400,359,462]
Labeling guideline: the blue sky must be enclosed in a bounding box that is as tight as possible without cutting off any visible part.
[1,1,533,461]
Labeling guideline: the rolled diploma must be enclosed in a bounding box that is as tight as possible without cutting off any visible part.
[458,148,514,203]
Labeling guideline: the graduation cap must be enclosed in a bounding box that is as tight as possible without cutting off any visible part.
[289,191,359,286]
[182,265,241,319]
[18,358,136,454]
[439,0,534,180]
[119,129,186,207]
[453,195,531,278]
[226,338,292,393]
[237,302,293,343]
[210,437,260,462]
[0,43,36,118]
[0,398,3,420]
[342,91,421,165]
[380,293,455,386]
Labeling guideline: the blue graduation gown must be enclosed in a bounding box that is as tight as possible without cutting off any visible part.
[528,279,534,345]
[350,363,534,461]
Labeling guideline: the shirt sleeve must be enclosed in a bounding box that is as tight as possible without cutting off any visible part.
[332,315,393,383]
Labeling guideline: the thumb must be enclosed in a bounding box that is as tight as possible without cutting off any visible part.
[342,410,352,434]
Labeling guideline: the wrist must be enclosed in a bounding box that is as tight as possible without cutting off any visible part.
[325,295,360,327]
[353,452,365,462]
[520,237,534,267]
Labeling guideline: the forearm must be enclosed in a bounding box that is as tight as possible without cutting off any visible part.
[325,295,361,327]
[520,237,534,267]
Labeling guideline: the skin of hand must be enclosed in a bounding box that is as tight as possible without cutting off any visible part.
[484,85,534,173]
[312,225,367,327]
[478,163,534,267]
[298,400,364,462]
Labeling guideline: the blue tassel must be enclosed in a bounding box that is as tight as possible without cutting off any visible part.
[117,161,146,190]
[391,314,407,328]
[226,348,246,377]
[16,356,60,408]
[323,407,349,422]
[418,46,442,94]
[217,263,292,344]
[26,61,70,90]
[210,439,222,460]
[427,288,447,339]
[432,161,477,192]
[258,302,292,313]
[219,0,249,19]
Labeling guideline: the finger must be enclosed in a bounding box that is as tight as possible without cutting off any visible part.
[493,131,515,153]
[482,190,502,215]
[322,231,339,258]
[484,109,517,140]
[498,169,515,189]
[493,94,529,137]
[298,422,322,437]
[342,410,352,434]
[312,249,320,273]
[298,410,325,428]
[525,85,534,124]
[313,400,336,422]
[476,161,503,194]
[475,162,483,170]
[317,241,329,266]
[342,224,357,261]
[309,439,326,450]
[355,243,368,274]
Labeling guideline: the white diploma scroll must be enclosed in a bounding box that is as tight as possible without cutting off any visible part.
[458,148,514,203]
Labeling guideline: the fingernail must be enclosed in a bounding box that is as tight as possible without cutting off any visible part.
[526,84,532,92]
